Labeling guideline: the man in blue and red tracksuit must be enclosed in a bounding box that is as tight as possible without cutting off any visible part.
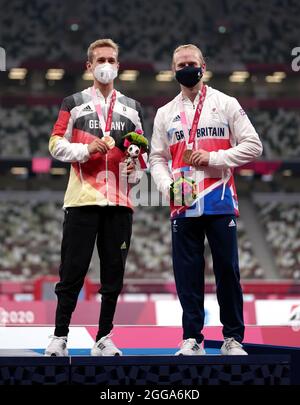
[150,44,263,355]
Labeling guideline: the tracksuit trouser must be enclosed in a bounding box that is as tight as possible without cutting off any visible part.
[171,214,245,344]
[54,205,132,341]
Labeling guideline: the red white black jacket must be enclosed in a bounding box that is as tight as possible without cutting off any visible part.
[49,87,143,209]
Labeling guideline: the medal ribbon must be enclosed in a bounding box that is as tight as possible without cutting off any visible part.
[92,86,116,136]
[179,84,207,148]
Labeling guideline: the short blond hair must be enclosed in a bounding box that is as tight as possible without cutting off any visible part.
[172,44,205,67]
[87,38,119,62]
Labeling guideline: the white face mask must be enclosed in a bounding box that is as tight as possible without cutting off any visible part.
[93,63,118,84]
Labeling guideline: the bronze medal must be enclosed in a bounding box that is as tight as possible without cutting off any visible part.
[183,149,193,165]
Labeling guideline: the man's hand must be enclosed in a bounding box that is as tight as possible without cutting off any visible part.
[126,161,136,175]
[190,149,210,168]
[121,160,137,177]
[88,139,109,155]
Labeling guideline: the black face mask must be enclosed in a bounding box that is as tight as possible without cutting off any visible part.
[175,66,203,88]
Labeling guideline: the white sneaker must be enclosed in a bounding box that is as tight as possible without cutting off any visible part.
[44,335,68,357]
[91,333,122,356]
[221,337,248,355]
[175,338,206,356]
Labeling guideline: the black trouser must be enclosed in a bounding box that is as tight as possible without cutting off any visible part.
[54,205,132,341]
[171,214,245,344]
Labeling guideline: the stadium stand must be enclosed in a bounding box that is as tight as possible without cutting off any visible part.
[0,200,63,279]
[1,0,299,65]
[0,106,59,158]
[0,0,298,288]
[256,198,300,280]
[1,106,299,160]
[249,109,300,159]
[0,200,263,281]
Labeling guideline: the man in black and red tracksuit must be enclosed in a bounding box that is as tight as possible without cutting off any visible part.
[45,38,145,357]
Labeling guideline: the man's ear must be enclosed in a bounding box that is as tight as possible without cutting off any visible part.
[86,61,92,71]
[202,63,206,74]
[172,62,176,76]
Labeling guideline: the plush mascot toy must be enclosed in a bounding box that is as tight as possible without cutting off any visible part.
[123,130,148,168]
